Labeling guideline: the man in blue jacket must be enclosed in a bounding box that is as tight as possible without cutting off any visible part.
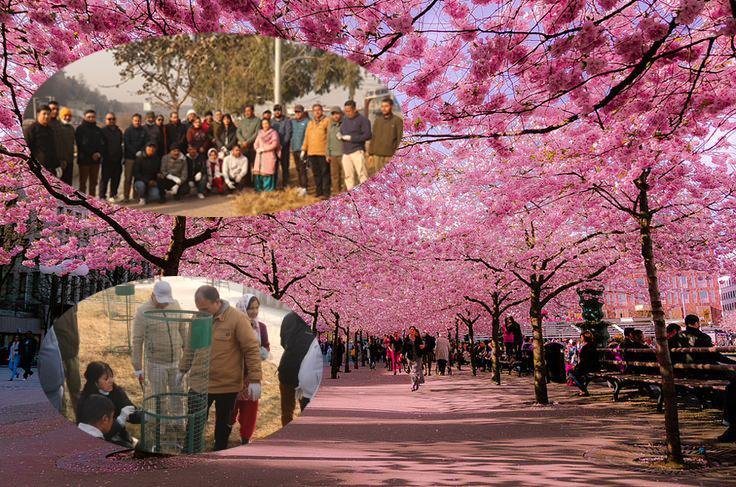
[290,105,310,197]
[123,114,148,203]
[270,104,292,189]
[338,100,371,190]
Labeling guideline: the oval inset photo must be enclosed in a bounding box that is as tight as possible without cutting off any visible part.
[23,33,403,217]
[38,276,322,454]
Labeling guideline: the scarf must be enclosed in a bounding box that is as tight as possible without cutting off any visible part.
[236,294,261,346]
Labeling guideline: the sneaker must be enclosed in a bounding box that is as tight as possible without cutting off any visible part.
[123,198,130,204]
[297,187,308,197]
[197,193,205,200]
[139,198,146,206]
[241,437,250,445]
[158,196,166,204]
[114,196,124,203]
[174,194,180,201]
[106,197,116,203]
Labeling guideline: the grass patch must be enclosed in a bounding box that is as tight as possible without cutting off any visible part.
[62,289,296,452]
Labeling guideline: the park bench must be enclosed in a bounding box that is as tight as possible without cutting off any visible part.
[497,350,533,376]
[584,347,736,413]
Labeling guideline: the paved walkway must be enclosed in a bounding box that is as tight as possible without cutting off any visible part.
[2,365,735,485]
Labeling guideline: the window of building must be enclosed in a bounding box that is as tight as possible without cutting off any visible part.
[700,291,708,302]
[681,276,688,287]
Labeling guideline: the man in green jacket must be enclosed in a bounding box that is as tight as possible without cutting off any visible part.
[236,105,259,188]
[325,106,345,195]
[368,98,403,172]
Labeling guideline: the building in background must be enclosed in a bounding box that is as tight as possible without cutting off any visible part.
[603,271,722,324]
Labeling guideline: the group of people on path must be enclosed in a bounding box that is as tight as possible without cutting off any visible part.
[6,331,37,381]
[23,98,402,205]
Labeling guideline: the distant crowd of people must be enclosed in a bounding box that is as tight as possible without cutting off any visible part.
[23,98,403,205]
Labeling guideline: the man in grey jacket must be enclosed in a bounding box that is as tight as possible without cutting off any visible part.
[158,144,191,202]
[131,281,184,419]
[325,106,345,195]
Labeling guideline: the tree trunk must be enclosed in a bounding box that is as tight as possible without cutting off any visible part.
[345,326,351,373]
[637,173,684,465]
[529,285,549,404]
[468,323,477,376]
[491,311,501,385]
[353,330,359,369]
[161,216,186,276]
[330,327,340,380]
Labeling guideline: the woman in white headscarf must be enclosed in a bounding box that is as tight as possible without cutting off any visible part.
[230,294,270,444]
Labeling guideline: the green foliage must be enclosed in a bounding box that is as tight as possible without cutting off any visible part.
[111,33,363,116]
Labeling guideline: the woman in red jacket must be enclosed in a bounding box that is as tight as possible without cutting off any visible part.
[230,294,270,445]
[187,116,210,155]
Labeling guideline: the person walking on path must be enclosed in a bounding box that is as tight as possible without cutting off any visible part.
[435,332,450,376]
[131,281,185,422]
[8,335,21,381]
[270,104,292,189]
[291,105,310,196]
[236,105,260,188]
[75,109,105,196]
[230,295,271,445]
[368,98,403,172]
[403,326,425,391]
[278,312,316,426]
[567,331,599,397]
[99,112,124,203]
[24,105,63,178]
[179,285,262,452]
[123,114,148,202]
[338,100,371,190]
[53,304,81,418]
[57,107,76,186]
[391,332,402,374]
[20,330,37,380]
[301,104,331,199]
[253,118,280,193]
[326,106,346,195]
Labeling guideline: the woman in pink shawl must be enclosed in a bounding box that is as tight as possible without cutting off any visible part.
[252,118,280,193]
[230,294,270,445]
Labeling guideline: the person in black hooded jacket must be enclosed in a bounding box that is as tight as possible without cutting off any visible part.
[132,142,162,205]
[277,312,316,426]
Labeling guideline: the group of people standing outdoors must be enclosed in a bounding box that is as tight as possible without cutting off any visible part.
[23,97,402,205]
[6,331,37,381]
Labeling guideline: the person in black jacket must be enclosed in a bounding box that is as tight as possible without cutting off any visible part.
[403,326,425,391]
[75,109,105,196]
[185,144,208,199]
[132,142,162,205]
[23,105,62,177]
[99,112,124,202]
[76,361,140,448]
[277,312,316,426]
[568,331,599,396]
[123,114,148,202]
[19,330,37,380]
[214,114,238,153]
[165,112,189,153]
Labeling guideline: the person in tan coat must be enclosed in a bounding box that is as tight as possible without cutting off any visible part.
[179,285,262,452]
[300,104,331,198]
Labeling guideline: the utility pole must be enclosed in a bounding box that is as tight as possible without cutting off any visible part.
[274,37,282,106]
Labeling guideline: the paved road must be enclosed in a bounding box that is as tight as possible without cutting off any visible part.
[1,365,734,485]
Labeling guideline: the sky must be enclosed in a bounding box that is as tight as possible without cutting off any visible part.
[60,46,393,113]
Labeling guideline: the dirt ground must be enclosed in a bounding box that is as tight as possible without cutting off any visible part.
[70,153,381,217]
